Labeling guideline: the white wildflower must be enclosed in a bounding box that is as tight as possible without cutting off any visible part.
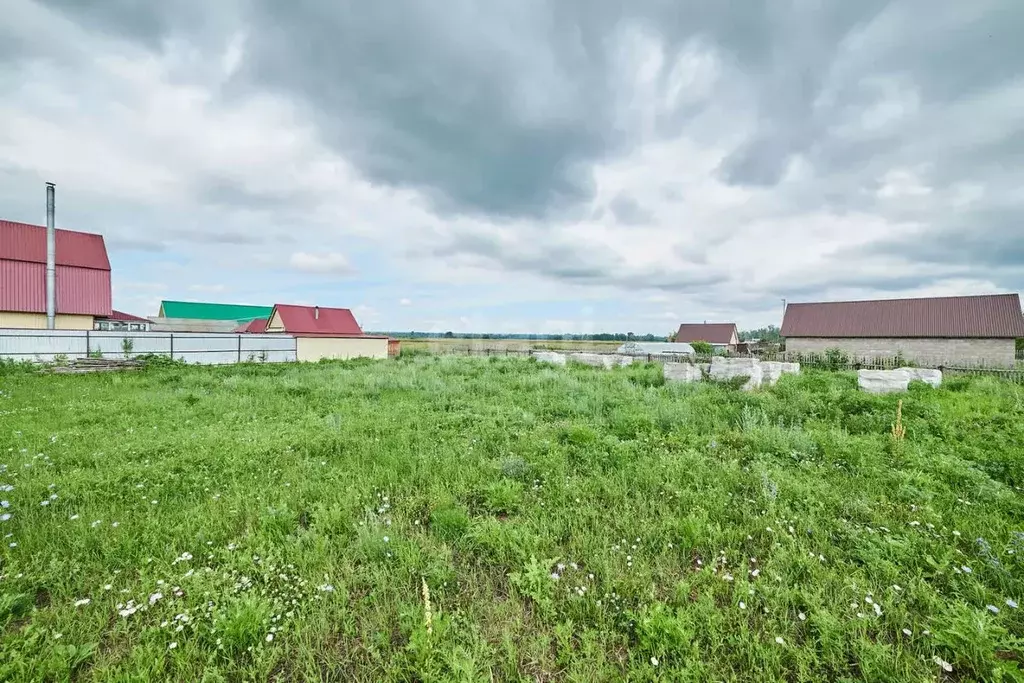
[266,633,274,642]
[775,636,785,645]
[986,605,1000,614]
[1007,599,1018,609]
[168,642,178,650]
[69,514,79,520]
[961,565,972,574]
[650,656,659,666]
[902,628,912,636]
[0,513,11,522]
[933,656,952,672]
[0,501,7,508]
[798,612,806,621]
[149,592,163,605]
[74,598,90,607]
[739,601,746,610]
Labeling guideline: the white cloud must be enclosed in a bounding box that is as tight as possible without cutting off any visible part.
[399,298,412,306]
[288,252,355,276]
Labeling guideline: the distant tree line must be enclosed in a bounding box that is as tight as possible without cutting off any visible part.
[376,331,668,342]
[739,325,782,342]
[374,327,788,343]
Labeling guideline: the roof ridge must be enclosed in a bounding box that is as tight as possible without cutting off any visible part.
[788,293,1018,306]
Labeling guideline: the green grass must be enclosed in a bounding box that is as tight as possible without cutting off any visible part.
[1,357,1023,682]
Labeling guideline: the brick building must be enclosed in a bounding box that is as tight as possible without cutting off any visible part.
[781,293,1024,367]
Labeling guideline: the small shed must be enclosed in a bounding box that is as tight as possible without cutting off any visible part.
[264,304,388,361]
[617,341,696,357]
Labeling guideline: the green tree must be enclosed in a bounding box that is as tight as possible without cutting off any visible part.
[691,340,713,355]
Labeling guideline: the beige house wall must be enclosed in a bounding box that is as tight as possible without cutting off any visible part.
[0,312,94,330]
[265,309,285,332]
[787,337,1016,367]
[296,336,388,362]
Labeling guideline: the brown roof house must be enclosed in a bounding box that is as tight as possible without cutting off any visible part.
[781,293,1024,367]
[675,323,739,351]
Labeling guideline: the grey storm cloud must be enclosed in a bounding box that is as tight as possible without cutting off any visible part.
[5,0,1024,316]
[431,228,725,292]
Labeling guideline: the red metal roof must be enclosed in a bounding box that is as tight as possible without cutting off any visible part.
[675,323,738,344]
[269,304,371,336]
[234,318,268,334]
[0,258,112,316]
[781,294,1024,339]
[105,310,150,322]
[0,219,110,270]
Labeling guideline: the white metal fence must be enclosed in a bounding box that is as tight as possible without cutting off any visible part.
[0,329,297,365]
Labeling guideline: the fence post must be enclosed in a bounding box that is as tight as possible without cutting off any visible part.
[85,329,90,358]
[237,335,242,363]
[169,333,174,359]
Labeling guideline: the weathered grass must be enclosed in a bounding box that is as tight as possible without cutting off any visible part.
[0,356,1022,681]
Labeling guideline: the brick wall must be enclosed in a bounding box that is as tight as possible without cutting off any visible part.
[786,337,1016,367]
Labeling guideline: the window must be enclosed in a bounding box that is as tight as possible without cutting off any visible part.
[96,321,110,331]
[130,323,145,331]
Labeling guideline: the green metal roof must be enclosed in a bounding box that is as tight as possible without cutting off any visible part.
[158,300,273,322]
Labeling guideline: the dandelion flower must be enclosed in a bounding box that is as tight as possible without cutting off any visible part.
[775,636,785,645]
[74,598,90,607]
[650,656,659,666]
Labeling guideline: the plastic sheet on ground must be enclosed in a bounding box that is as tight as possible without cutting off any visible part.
[709,357,762,391]
[857,369,911,394]
[663,362,703,383]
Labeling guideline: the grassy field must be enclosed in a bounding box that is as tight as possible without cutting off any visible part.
[1,357,1023,682]
[394,337,625,353]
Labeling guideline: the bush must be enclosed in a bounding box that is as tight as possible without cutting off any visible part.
[823,347,850,371]
[691,340,713,356]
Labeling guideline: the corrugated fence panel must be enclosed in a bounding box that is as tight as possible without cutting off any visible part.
[0,330,297,364]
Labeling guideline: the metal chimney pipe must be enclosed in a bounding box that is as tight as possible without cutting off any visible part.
[45,182,56,330]
[314,305,319,320]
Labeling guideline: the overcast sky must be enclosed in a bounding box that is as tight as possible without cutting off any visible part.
[2,1,1022,334]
